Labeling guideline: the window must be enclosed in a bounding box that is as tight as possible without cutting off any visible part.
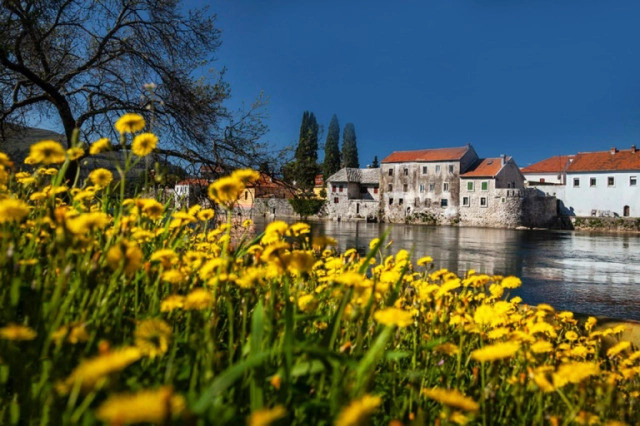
[360,186,367,193]
[404,168,408,176]
[339,185,343,192]
[425,198,431,207]
[467,181,474,191]
[414,198,419,207]
[631,176,637,186]
[419,183,425,193]
[480,197,488,207]
[440,199,448,207]
[389,198,393,205]
[334,197,339,204]
[422,166,428,174]
[399,198,404,205]
[435,165,441,173]
[245,191,249,200]
[403,184,408,192]
[481,181,488,191]
[388,169,393,176]
[332,185,336,193]
[388,184,393,191]
[540,178,546,183]
[573,178,580,187]
[443,182,449,192]
[462,196,470,206]
[374,187,379,194]
[429,183,435,192]
[590,177,596,187]
[608,177,615,187]
[449,165,454,173]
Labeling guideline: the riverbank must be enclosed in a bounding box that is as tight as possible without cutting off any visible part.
[571,216,640,233]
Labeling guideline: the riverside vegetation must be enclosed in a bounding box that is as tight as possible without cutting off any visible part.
[0,114,639,425]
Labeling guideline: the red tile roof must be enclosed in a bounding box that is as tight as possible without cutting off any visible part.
[461,158,505,178]
[567,148,640,172]
[381,146,470,163]
[177,178,210,186]
[520,155,574,174]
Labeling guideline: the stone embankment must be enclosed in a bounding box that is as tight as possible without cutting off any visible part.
[571,216,640,233]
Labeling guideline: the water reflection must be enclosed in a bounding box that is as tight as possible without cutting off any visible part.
[255,219,640,321]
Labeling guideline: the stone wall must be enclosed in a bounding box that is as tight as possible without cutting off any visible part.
[327,199,379,222]
[459,188,557,228]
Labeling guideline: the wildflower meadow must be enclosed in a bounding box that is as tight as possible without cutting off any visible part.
[0,114,639,425]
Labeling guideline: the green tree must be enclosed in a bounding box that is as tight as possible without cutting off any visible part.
[289,111,319,191]
[323,114,341,180]
[342,122,359,168]
[371,155,379,168]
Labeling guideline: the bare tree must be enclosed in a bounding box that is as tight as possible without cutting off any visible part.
[0,0,274,174]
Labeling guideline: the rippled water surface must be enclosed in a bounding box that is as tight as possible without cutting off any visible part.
[255,219,640,321]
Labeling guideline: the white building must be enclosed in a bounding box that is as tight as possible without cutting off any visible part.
[563,147,640,217]
[326,168,380,221]
[521,155,574,185]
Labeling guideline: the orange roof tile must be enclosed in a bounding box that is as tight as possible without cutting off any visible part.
[461,158,505,178]
[381,146,470,163]
[520,155,574,174]
[177,178,210,186]
[566,148,640,172]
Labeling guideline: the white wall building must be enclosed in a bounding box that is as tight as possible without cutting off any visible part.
[521,155,574,185]
[563,147,640,217]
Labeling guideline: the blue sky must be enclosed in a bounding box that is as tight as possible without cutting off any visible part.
[194,0,640,168]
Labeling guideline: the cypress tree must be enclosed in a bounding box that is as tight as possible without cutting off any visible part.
[342,123,359,168]
[323,114,341,179]
[292,111,320,190]
[371,155,379,168]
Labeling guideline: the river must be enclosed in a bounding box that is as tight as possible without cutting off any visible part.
[254,219,640,321]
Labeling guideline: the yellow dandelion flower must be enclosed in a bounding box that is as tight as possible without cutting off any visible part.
[88,168,113,188]
[261,221,289,243]
[66,212,111,234]
[207,176,244,207]
[530,340,553,354]
[89,137,111,155]
[607,341,632,358]
[487,327,510,340]
[115,113,145,134]
[134,318,172,358]
[0,324,37,340]
[106,240,143,276]
[335,394,382,426]
[150,248,177,268]
[473,304,494,326]
[96,386,185,424]
[29,140,66,164]
[565,330,579,342]
[287,222,311,236]
[184,288,213,310]
[471,341,520,362]
[434,343,460,356]
[67,147,84,161]
[584,316,597,332]
[0,198,30,223]
[131,132,157,157]
[197,208,215,221]
[287,250,315,274]
[373,307,413,328]
[247,405,286,426]
[0,151,13,167]
[161,269,186,285]
[231,168,260,184]
[297,294,316,312]
[417,256,433,266]
[552,362,599,388]
[501,276,522,289]
[532,368,555,392]
[56,346,142,393]
[421,388,479,412]
[160,295,185,312]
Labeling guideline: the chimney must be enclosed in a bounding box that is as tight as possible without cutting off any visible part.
[610,147,617,155]
[632,145,637,153]
[500,154,506,166]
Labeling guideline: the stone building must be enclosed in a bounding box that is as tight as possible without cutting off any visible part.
[380,145,479,223]
[459,156,556,228]
[326,168,380,221]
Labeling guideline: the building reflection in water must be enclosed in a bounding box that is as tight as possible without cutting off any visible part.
[255,219,640,321]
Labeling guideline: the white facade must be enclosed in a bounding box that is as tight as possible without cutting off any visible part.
[563,171,639,217]
[523,172,565,185]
